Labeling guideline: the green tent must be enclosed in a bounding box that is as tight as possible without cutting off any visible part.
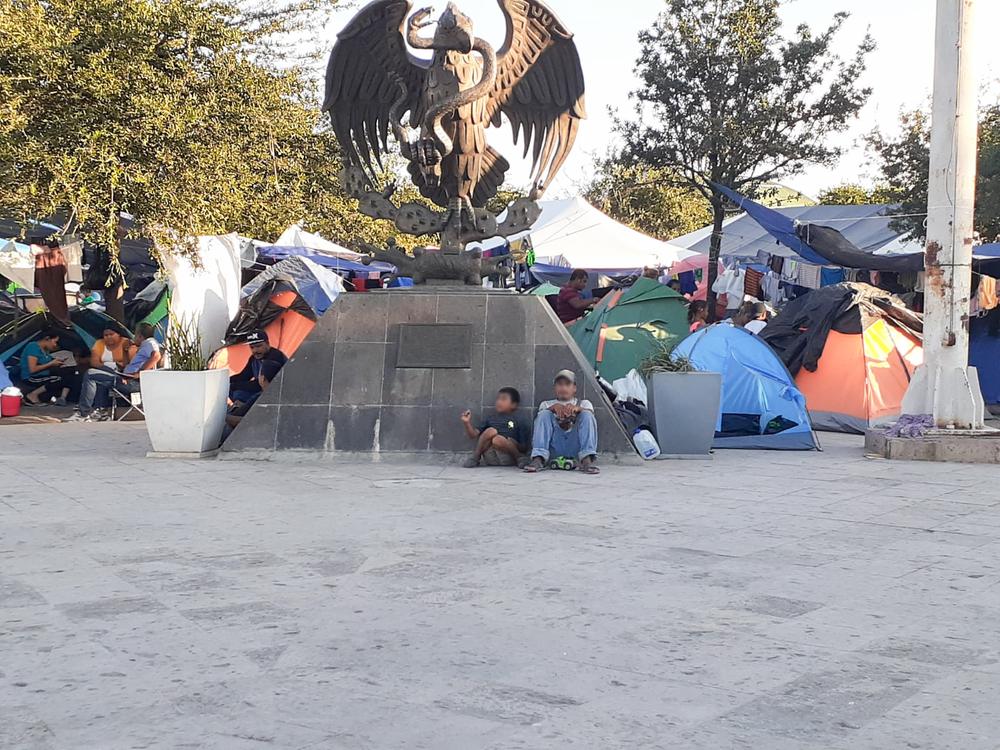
[569,278,690,382]
[530,282,561,297]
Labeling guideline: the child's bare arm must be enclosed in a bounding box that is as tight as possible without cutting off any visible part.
[461,410,479,440]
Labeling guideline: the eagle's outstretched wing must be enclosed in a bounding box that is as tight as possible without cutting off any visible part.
[322,0,428,178]
[487,0,587,196]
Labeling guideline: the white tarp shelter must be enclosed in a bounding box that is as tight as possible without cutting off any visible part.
[671,204,924,260]
[475,197,698,269]
[162,234,243,359]
[274,224,363,261]
[0,239,35,291]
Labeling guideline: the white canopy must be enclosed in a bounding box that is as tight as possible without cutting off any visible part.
[476,197,697,269]
[274,224,363,261]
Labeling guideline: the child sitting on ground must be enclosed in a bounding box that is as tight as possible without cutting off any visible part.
[460,387,532,468]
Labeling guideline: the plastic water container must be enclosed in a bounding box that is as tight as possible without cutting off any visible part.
[1,387,23,418]
[633,428,660,460]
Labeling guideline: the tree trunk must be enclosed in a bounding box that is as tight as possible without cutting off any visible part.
[706,196,726,323]
[104,279,125,323]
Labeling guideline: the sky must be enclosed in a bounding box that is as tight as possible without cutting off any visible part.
[317,0,1000,201]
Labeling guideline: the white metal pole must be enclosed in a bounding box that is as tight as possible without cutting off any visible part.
[901,0,985,429]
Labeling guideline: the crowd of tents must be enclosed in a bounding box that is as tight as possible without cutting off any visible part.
[559,276,932,452]
[3,199,998,457]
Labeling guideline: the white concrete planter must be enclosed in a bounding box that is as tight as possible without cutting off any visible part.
[141,369,229,455]
[646,371,723,458]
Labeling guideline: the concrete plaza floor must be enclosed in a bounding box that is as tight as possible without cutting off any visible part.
[1,423,999,749]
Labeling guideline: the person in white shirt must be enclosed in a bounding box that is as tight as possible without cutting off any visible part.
[523,370,600,475]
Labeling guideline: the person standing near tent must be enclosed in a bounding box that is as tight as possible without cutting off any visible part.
[21,330,74,406]
[556,270,598,323]
[523,370,600,475]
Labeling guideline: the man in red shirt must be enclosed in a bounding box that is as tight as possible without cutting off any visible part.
[556,269,597,323]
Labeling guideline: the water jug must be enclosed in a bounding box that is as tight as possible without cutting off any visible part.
[632,428,660,460]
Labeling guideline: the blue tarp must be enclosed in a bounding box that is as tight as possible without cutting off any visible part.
[970,316,1000,405]
[257,246,395,274]
[673,324,820,450]
[240,256,343,317]
[710,184,831,265]
[711,183,1000,263]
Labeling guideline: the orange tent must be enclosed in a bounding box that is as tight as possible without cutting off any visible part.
[762,283,924,433]
[793,321,922,433]
[209,256,343,373]
[211,291,316,374]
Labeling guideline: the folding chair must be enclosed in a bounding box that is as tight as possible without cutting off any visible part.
[110,382,144,421]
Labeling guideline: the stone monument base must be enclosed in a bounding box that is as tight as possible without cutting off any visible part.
[221,289,637,461]
[865,427,1000,464]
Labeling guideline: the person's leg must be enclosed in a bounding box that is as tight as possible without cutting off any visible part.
[525,410,558,472]
[530,411,557,462]
[575,411,601,475]
[24,377,49,404]
[77,370,117,415]
[464,427,498,468]
[481,447,515,467]
[54,366,78,404]
[548,421,580,462]
[42,373,67,403]
[574,411,599,460]
[491,434,527,469]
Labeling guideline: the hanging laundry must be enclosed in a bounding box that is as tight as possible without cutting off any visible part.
[744,268,764,299]
[678,270,697,295]
[782,259,799,284]
[820,268,845,287]
[979,275,998,311]
[33,244,70,324]
[761,273,782,303]
[712,268,746,310]
[796,264,822,289]
[62,239,84,283]
[769,256,784,274]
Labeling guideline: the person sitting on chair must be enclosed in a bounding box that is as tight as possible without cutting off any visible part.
[67,323,160,421]
[523,370,600,475]
[229,330,287,409]
[21,330,75,406]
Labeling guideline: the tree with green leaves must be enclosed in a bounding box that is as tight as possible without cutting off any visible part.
[868,107,1000,243]
[0,0,357,265]
[617,0,873,317]
[584,158,711,241]
[817,183,897,206]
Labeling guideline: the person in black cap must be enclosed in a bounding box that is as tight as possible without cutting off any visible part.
[229,330,287,406]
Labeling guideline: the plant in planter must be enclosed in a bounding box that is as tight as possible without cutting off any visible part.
[638,342,700,378]
[640,341,722,458]
[141,314,230,456]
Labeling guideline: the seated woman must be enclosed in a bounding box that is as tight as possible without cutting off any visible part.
[20,330,76,406]
[67,323,160,421]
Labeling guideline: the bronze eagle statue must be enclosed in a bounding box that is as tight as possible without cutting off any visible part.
[323,0,586,216]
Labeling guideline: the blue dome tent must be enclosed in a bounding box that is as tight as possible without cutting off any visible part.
[673,324,820,450]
